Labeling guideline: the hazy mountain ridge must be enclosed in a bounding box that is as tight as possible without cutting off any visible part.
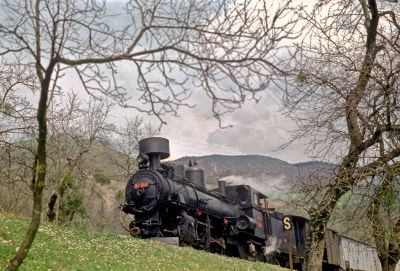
[174,154,335,185]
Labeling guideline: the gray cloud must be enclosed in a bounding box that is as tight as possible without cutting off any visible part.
[17,0,312,164]
[154,90,311,163]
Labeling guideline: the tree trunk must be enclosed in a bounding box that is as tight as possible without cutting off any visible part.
[383,256,389,271]
[303,241,325,271]
[47,193,58,222]
[303,218,326,271]
[5,125,47,271]
[5,59,55,270]
[5,188,43,271]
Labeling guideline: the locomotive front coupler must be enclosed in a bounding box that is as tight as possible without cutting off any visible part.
[121,203,134,214]
[129,226,141,236]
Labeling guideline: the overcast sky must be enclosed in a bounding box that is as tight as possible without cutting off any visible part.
[111,86,311,163]
[100,1,314,164]
[162,97,311,163]
[2,0,313,163]
[79,0,398,164]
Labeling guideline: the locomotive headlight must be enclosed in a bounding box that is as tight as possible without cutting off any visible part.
[133,181,149,190]
[136,153,149,164]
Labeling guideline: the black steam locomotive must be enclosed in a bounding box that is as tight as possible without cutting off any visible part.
[121,137,384,270]
[122,137,307,268]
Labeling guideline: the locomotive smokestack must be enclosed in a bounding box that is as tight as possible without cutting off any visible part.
[218,180,226,196]
[138,137,170,169]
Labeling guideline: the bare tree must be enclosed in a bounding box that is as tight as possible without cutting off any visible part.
[0,56,37,217]
[0,144,35,215]
[0,0,298,269]
[283,0,400,270]
[45,93,115,226]
[107,117,155,180]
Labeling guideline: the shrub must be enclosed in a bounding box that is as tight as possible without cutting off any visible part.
[94,170,111,185]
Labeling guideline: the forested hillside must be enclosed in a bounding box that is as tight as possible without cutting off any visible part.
[0,137,335,234]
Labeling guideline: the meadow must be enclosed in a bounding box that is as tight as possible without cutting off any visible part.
[0,214,286,271]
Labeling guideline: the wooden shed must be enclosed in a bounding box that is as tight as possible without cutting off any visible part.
[325,230,382,271]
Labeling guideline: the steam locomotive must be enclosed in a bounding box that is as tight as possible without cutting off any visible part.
[121,137,381,270]
[121,137,308,268]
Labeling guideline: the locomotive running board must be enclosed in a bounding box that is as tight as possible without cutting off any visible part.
[150,237,179,246]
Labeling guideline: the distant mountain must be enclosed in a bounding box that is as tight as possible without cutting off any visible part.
[175,154,334,182]
[173,155,335,197]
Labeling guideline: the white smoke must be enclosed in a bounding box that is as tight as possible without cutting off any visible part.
[220,174,290,199]
[263,236,280,255]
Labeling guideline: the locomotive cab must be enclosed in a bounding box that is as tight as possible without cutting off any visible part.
[214,184,271,259]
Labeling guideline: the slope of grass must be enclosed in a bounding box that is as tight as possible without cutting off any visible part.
[0,214,286,271]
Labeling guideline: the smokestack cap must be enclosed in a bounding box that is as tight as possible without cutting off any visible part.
[139,137,170,160]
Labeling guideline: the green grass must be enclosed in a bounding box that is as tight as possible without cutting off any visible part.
[0,214,286,271]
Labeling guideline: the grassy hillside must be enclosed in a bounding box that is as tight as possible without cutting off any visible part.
[0,214,286,271]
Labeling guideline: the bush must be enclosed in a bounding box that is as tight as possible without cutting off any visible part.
[58,171,86,224]
[115,190,124,201]
[94,170,111,185]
